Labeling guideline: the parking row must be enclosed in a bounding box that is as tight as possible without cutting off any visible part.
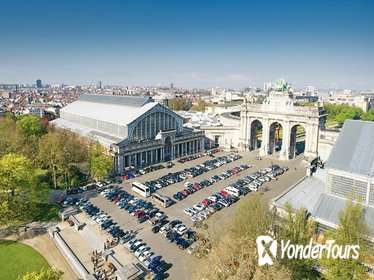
[124,236,172,278]
[122,164,166,180]
[80,192,174,279]
[155,220,198,252]
[183,164,289,223]
[143,154,243,191]
[176,148,221,163]
[172,163,251,201]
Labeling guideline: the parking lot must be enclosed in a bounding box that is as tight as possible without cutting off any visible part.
[75,150,306,279]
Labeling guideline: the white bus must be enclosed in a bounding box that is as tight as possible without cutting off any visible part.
[131,182,151,198]
[152,192,172,208]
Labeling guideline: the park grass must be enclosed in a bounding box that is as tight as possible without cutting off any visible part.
[0,240,49,280]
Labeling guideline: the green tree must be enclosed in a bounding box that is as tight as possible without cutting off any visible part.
[38,131,87,188]
[18,268,63,280]
[168,98,192,111]
[88,143,113,181]
[320,194,369,280]
[278,204,320,279]
[0,113,25,157]
[361,108,374,121]
[0,153,37,225]
[38,132,63,188]
[335,107,363,124]
[16,114,44,139]
[195,195,292,279]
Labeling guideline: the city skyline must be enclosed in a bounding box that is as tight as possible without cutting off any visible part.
[0,0,373,89]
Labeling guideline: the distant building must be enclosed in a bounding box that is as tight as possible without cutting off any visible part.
[36,79,42,88]
[51,94,204,174]
[263,82,272,92]
[97,81,102,89]
[2,91,11,99]
[305,86,316,96]
[170,83,173,89]
[328,93,370,112]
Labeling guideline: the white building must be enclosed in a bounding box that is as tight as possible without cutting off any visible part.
[51,94,204,174]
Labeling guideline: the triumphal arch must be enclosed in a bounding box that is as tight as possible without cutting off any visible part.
[239,78,326,162]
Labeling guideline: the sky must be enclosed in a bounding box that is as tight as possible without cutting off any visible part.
[0,0,373,89]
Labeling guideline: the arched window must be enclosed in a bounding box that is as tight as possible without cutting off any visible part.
[131,111,180,142]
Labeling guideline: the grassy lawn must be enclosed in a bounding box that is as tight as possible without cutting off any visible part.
[0,240,49,280]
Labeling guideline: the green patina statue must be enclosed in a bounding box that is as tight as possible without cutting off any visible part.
[274,77,292,92]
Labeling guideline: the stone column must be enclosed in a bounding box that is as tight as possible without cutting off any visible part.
[259,118,269,157]
[161,148,164,161]
[280,121,291,161]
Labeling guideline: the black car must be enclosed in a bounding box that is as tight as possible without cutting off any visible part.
[138,215,148,223]
[179,240,190,250]
[169,220,182,228]
[152,225,161,233]
[154,260,170,274]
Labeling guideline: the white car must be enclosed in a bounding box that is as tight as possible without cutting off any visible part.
[183,208,194,217]
[187,243,198,255]
[139,251,152,262]
[184,181,193,188]
[135,245,147,257]
[176,226,189,235]
[159,227,168,235]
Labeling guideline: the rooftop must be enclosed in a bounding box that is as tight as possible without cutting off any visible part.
[326,120,374,177]
[78,94,152,107]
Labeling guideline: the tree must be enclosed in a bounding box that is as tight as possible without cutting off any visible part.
[0,113,25,157]
[167,98,192,111]
[361,108,374,121]
[38,132,64,189]
[16,114,44,139]
[278,204,320,279]
[38,131,88,188]
[320,194,369,280]
[18,268,63,280]
[88,143,113,181]
[0,153,37,225]
[194,195,292,279]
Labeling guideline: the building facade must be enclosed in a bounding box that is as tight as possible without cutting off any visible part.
[51,94,204,174]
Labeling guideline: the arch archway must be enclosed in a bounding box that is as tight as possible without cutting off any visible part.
[290,124,306,158]
[164,136,172,161]
[250,120,263,150]
[269,122,283,155]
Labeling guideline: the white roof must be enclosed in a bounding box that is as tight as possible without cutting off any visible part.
[51,118,121,148]
[61,100,158,126]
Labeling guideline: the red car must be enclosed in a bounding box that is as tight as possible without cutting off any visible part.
[192,184,201,191]
[135,210,145,218]
[182,189,190,196]
[231,169,238,174]
[220,190,230,198]
[201,199,211,207]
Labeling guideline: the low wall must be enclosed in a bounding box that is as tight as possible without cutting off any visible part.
[49,227,90,279]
